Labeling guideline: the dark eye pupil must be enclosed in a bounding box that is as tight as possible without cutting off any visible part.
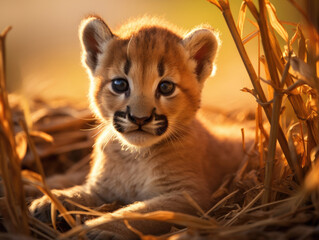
[159,81,175,96]
[112,79,128,93]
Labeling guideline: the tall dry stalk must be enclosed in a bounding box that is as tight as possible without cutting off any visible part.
[0,27,30,235]
[208,0,319,203]
[0,26,75,239]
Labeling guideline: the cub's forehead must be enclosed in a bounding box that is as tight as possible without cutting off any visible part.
[99,26,188,80]
[128,27,182,49]
[118,27,184,63]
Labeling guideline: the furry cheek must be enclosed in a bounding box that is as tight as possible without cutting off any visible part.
[93,85,127,120]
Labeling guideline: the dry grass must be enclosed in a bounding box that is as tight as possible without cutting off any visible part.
[1,0,319,239]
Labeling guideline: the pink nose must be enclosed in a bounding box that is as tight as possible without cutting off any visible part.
[128,113,152,126]
[126,106,155,126]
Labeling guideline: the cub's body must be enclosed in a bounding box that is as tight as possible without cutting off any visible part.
[90,118,241,206]
[30,16,245,239]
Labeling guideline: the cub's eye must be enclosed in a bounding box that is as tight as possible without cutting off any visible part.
[112,78,129,93]
[157,81,175,96]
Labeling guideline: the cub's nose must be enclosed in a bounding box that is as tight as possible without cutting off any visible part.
[127,106,154,126]
[128,113,152,126]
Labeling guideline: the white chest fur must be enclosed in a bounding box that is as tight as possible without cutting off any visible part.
[89,133,171,204]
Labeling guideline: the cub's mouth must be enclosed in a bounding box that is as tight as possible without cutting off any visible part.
[112,106,168,139]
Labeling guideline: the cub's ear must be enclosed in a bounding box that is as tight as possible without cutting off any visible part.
[79,16,113,74]
[182,27,219,82]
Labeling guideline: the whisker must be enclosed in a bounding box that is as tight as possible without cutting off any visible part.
[165,122,189,148]
[102,130,116,152]
[91,126,106,138]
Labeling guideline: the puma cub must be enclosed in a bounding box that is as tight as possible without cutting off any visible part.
[30,16,245,239]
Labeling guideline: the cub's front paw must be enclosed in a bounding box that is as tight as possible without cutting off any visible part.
[87,229,121,240]
[29,195,53,223]
[29,194,72,224]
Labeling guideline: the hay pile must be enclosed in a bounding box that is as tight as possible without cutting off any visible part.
[1,0,319,239]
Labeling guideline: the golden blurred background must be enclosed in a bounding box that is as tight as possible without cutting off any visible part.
[0,0,302,110]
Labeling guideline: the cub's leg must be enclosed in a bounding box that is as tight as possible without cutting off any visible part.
[29,184,103,223]
[85,191,209,240]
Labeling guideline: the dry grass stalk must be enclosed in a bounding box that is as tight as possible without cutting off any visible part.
[20,118,76,228]
[0,26,30,235]
[208,1,294,186]
[224,189,264,226]
[57,210,219,239]
[208,0,319,206]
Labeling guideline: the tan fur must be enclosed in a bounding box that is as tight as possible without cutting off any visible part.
[29,16,246,240]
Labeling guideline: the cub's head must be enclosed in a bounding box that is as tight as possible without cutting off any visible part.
[79,16,219,148]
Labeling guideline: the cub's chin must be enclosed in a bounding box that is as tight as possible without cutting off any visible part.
[116,130,163,148]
